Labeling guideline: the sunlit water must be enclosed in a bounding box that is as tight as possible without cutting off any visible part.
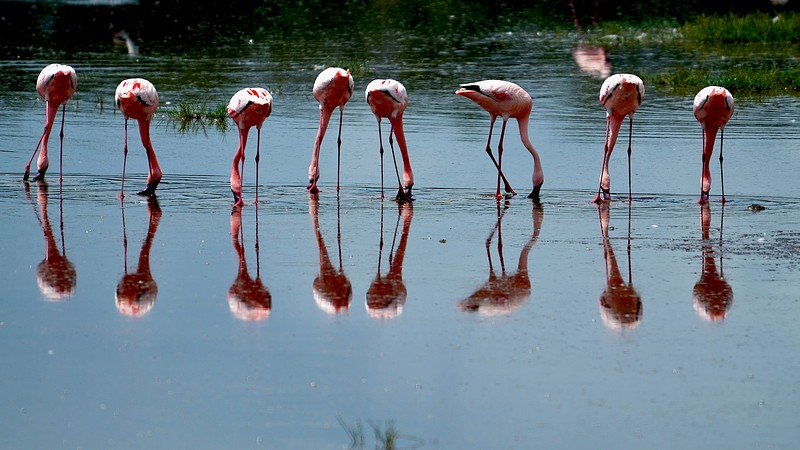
[1,25,799,449]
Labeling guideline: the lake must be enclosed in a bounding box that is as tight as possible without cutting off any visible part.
[1,8,799,449]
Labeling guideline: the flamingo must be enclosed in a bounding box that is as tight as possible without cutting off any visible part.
[116,197,161,317]
[228,206,271,320]
[455,80,545,202]
[23,64,77,183]
[597,202,642,330]
[115,78,163,199]
[308,67,354,194]
[309,196,352,314]
[594,73,644,203]
[366,202,413,318]
[227,87,273,206]
[693,86,734,204]
[365,79,414,202]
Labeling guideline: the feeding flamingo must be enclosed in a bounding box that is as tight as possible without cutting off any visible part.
[227,87,273,206]
[365,79,414,202]
[693,86,734,204]
[455,80,545,202]
[594,73,644,203]
[115,78,163,199]
[308,67,354,194]
[23,64,77,183]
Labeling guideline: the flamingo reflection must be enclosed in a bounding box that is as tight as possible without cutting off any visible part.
[459,203,543,315]
[309,196,352,314]
[228,206,271,321]
[572,44,611,79]
[693,204,733,321]
[366,202,413,318]
[116,197,161,317]
[597,203,642,330]
[26,181,76,300]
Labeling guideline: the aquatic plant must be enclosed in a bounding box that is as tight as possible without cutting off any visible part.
[647,65,800,96]
[682,13,800,43]
[166,102,229,134]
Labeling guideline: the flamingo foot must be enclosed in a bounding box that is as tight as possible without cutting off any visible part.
[137,180,159,197]
[698,190,709,205]
[527,182,543,203]
[395,185,414,203]
[31,165,49,182]
[232,190,246,207]
[593,187,611,204]
[721,196,727,205]
[307,176,320,194]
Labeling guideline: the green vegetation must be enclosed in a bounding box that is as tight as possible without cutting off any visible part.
[682,13,800,43]
[166,102,229,133]
[647,65,800,96]
[337,417,423,450]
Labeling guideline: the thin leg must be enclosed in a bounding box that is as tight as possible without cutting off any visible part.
[627,116,633,202]
[337,108,343,192]
[719,128,725,204]
[484,117,515,194]
[255,128,261,204]
[496,119,509,201]
[593,116,612,203]
[23,133,46,182]
[377,121,384,199]
[388,124,404,193]
[59,103,66,185]
[120,118,129,200]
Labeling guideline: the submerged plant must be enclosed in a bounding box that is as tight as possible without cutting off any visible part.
[166,101,229,133]
[337,417,424,450]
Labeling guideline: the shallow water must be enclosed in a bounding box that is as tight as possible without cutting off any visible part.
[1,23,799,449]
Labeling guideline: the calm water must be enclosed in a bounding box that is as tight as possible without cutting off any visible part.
[1,23,799,449]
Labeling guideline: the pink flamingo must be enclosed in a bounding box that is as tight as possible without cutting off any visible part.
[308,67,354,194]
[115,78,163,199]
[23,64,77,183]
[594,73,644,203]
[365,79,414,202]
[227,87,273,206]
[455,80,545,202]
[693,86,734,204]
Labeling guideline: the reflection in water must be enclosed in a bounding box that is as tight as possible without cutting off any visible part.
[572,44,611,79]
[309,196,352,314]
[366,202,413,318]
[228,206,271,321]
[598,203,642,330]
[26,181,76,301]
[458,202,543,315]
[693,205,733,321]
[116,198,161,317]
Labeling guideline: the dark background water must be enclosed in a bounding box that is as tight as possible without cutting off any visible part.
[1,1,799,448]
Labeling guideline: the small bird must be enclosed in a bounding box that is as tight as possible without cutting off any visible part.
[594,73,644,203]
[455,80,545,202]
[308,67,354,194]
[115,78,163,199]
[365,79,414,202]
[23,64,77,183]
[693,86,734,204]
[227,87,273,206]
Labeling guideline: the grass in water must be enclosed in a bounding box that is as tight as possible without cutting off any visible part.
[682,13,800,44]
[647,65,800,96]
[167,102,229,133]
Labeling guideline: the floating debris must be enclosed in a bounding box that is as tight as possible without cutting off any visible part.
[747,204,766,212]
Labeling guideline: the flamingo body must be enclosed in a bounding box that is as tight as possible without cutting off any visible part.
[365,78,414,202]
[24,64,77,182]
[693,86,734,204]
[308,67,354,193]
[115,78,162,198]
[594,73,644,203]
[455,80,544,202]
[227,87,273,206]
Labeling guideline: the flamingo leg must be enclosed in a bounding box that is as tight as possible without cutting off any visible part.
[593,116,613,203]
[388,123,405,201]
[627,115,633,203]
[120,118,129,200]
[496,119,509,201]
[58,103,66,185]
[337,107,343,192]
[255,127,261,204]
[719,128,726,204]
[484,117,515,194]
[23,132,46,182]
[699,128,711,204]
[377,120,384,200]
